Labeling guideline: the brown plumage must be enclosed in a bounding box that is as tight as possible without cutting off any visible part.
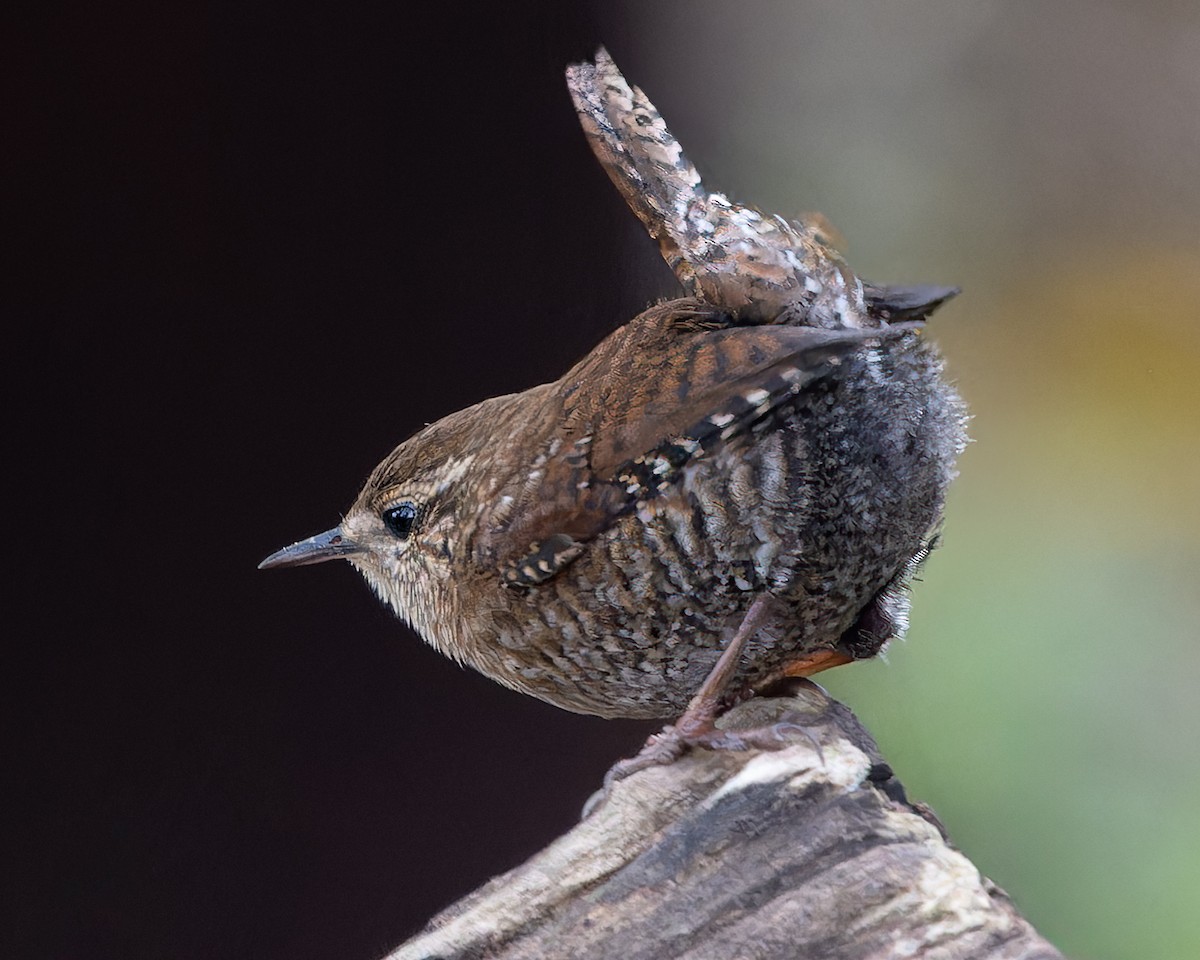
[260,50,967,721]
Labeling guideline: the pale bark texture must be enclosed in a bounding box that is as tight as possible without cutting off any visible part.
[389,684,1062,960]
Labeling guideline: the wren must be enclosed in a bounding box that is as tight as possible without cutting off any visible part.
[261,50,967,735]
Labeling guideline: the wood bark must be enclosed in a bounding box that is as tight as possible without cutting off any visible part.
[389,683,1063,960]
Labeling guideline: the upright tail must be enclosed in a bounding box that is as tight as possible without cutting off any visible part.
[565,48,706,286]
[566,48,864,327]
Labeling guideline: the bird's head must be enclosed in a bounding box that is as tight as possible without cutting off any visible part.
[258,412,490,645]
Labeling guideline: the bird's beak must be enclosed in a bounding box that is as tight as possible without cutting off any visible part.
[258,526,365,570]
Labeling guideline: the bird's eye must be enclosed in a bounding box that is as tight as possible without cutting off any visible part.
[381,502,420,540]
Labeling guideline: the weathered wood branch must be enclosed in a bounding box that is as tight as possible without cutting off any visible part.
[389,683,1062,960]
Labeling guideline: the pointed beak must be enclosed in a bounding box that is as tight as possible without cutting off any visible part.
[258,526,365,570]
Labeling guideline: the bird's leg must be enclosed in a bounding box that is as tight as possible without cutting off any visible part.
[673,594,774,741]
[607,595,806,784]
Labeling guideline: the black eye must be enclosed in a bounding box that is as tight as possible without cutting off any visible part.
[382,502,419,540]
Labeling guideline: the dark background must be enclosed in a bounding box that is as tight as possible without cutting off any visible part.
[11,4,670,958]
[9,2,1199,959]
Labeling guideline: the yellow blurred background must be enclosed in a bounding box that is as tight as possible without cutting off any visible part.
[598,2,1199,957]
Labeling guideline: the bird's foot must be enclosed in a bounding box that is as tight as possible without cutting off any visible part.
[583,676,837,818]
[603,707,819,788]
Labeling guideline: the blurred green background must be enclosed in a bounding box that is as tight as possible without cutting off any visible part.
[596,2,1199,957]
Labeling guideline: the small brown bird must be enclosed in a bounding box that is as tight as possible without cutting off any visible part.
[261,50,967,752]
